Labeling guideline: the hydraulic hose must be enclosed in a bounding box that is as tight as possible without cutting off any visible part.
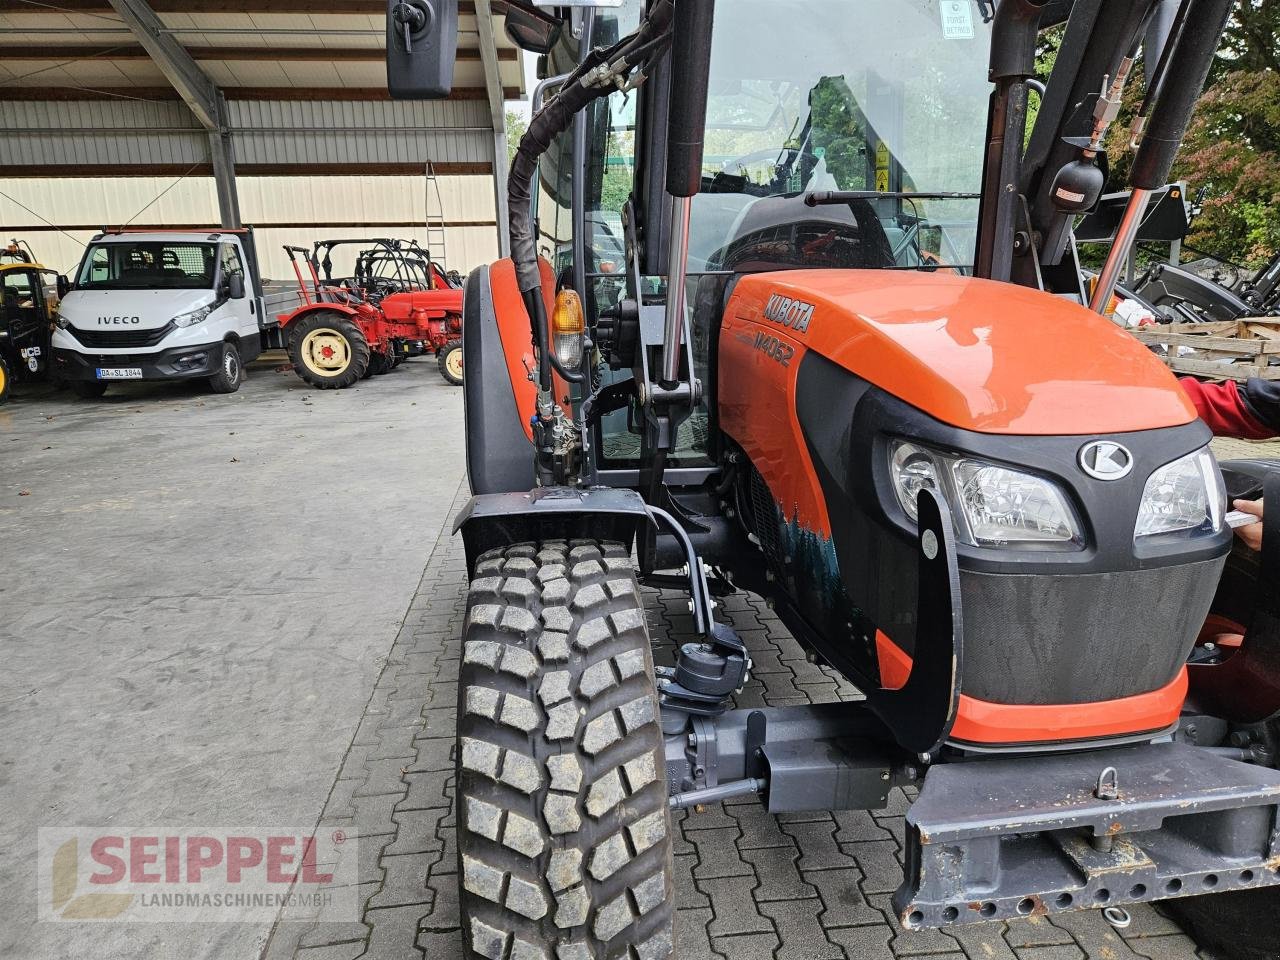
[505,2,673,393]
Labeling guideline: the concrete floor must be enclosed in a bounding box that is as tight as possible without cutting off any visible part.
[0,359,466,959]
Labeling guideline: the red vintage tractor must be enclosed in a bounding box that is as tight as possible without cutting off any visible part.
[277,238,464,388]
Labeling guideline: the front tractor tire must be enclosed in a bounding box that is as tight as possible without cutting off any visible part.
[287,311,370,389]
[456,540,675,960]
[438,339,463,385]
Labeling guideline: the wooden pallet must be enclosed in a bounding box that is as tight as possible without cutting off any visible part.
[1131,318,1280,381]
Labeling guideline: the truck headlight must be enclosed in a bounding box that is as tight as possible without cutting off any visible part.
[173,304,213,328]
[52,310,70,330]
[1134,447,1224,539]
[889,441,1082,548]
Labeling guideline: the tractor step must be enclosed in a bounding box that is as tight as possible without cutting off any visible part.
[896,741,1280,928]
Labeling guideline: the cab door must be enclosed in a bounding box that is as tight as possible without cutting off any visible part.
[219,242,257,337]
[1,267,53,378]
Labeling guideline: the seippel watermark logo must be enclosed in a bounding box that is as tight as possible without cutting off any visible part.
[37,827,360,923]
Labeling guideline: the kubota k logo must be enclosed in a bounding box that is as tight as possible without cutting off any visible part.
[1079,440,1134,480]
[50,839,134,919]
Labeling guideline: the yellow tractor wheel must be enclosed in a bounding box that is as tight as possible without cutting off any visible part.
[437,340,463,386]
[287,312,371,389]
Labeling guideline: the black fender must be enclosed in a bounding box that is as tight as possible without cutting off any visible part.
[462,264,535,495]
[453,486,652,575]
[1136,262,1253,321]
[1220,457,1280,501]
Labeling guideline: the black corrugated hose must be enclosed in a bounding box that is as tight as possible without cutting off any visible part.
[507,0,673,391]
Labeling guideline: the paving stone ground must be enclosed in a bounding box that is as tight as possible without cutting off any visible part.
[261,487,1221,960]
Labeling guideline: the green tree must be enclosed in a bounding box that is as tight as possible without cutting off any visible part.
[808,77,868,190]
[1026,25,1064,145]
[1101,5,1280,265]
[505,109,528,167]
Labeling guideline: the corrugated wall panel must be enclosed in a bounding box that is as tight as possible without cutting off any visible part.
[234,175,495,223]
[226,99,492,167]
[1,98,494,169]
[1,175,499,278]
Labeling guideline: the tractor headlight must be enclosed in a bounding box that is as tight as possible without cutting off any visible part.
[889,440,1082,548]
[950,459,1081,545]
[889,443,939,522]
[1134,447,1224,539]
[173,304,213,328]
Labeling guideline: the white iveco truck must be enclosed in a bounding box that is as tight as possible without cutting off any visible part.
[51,229,272,397]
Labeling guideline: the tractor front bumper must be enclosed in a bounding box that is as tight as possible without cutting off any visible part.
[896,740,1280,928]
[664,704,1280,930]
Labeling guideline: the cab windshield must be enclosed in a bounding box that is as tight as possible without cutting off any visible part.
[77,241,217,290]
[689,0,994,274]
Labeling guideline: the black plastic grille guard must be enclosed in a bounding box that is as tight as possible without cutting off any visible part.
[895,740,1280,928]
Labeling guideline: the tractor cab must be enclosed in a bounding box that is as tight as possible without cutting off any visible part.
[0,250,67,402]
[688,3,988,275]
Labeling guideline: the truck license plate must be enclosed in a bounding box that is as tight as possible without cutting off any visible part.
[96,368,143,380]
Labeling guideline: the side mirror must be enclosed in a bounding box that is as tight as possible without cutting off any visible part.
[228,274,246,300]
[57,274,70,298]
[505,6,561,54]
[386,0,458,99]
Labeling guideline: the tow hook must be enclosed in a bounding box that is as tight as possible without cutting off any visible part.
[1102,906,1132,929]
[1092,766,1121,852]
[1094,765,1120,800]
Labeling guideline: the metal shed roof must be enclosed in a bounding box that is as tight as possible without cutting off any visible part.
[0,1,524,100]
[0,0,520,179]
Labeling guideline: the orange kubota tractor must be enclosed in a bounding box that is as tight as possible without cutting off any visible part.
[390,1,1280,958]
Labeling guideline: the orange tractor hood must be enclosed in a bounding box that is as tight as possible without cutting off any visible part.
[728,270,1197,435]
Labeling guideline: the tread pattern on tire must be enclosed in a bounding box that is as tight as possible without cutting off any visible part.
[457,540,675,960]
[287,310,370,389]
[208,342,242,393]
[438,339,463,385]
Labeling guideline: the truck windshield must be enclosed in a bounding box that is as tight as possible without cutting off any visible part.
[77,241,218,290]
[689,0,993,273]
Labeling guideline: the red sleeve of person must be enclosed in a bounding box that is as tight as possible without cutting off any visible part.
[1179,377,1280,440]
[1179,376,1273,553]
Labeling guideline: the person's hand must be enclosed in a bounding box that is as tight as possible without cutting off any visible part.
[1233,498,1264,551]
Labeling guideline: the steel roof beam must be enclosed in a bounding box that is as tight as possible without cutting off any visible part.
[474,0,510,257]
[51,0,478,12]
[0,46,510,62]
[106,0,222,130]
[5,85,523,102]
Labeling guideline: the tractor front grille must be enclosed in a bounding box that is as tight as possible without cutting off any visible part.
[69,322,175,349]
[749,467,785,565]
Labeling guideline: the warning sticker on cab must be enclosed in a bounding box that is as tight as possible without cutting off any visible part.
[939,0,974,39]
